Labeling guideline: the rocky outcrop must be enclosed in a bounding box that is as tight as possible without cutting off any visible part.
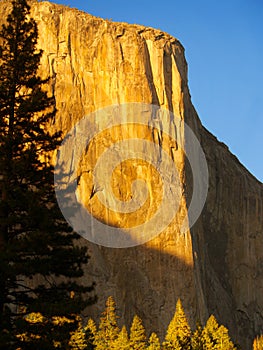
[0,1,262,348]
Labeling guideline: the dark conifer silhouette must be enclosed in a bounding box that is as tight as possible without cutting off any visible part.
[0,0,95,348]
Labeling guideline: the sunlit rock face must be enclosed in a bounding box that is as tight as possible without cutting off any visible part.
[1,1,262,348]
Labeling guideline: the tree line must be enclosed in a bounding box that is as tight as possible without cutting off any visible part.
[58,295,263,350]
[11,295,263,349]
[75,296,237,350]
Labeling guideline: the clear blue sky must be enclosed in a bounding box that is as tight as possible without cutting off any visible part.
[53,0,263,182]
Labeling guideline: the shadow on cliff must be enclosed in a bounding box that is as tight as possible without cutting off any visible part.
[82,219,260,350]
[82,236,197,339]
[79,142,263,350]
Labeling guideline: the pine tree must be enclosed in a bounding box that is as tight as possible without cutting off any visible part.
[113,325,130,350]
[162,299,191,350]
[68,316,88,350]
[254,335,263,350]
[0,0,96,348]
[147,332,161,350]
[201,315,219,350]
[202,315,236,350]
[215,324,236,349]
[94,296,120,349]
[84,318,97,350]
[191,321,204,350]
[129,314,147,350]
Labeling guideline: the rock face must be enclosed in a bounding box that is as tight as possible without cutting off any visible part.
[1,1,262,348]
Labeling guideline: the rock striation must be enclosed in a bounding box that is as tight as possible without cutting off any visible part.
[0,1,262,348]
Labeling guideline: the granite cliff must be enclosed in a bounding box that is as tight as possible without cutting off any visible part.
[0,1,262,348]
